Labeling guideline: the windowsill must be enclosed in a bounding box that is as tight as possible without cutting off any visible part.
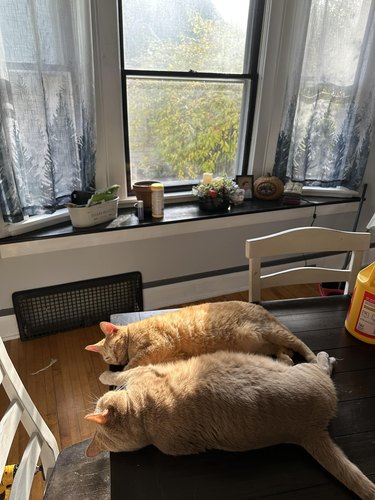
[1,188,359,239]
[0,196,361,258]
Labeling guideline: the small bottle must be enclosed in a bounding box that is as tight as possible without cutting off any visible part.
[136,200,144,221]
[151,183,164,218]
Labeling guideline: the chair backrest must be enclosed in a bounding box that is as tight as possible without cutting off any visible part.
[245,226,371,303]
[0,338,59,499]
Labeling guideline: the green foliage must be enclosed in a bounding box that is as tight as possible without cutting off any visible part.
[87,185,120,206]
[127,14,245,181]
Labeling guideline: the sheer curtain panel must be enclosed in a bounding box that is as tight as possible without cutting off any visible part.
[0,0,96,223]
[274,0,375,191]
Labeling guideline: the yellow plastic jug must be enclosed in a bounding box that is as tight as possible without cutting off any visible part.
[345,261,375,344]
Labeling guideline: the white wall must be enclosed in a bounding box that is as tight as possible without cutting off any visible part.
[1,199,374,340]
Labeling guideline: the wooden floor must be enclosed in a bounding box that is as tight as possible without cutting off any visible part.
[0,284,320,499]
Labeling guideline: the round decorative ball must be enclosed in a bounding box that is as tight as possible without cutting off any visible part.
[253,174,284,200]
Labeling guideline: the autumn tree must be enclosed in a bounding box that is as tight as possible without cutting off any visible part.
[127,14,246,181]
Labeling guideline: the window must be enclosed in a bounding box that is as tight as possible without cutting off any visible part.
[1,0,373,236]
[118,0,264,193]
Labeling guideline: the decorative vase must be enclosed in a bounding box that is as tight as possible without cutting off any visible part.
[198,198,230,212]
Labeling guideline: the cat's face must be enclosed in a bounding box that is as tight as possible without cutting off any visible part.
[85,322,128,365]
[85,391,145,456]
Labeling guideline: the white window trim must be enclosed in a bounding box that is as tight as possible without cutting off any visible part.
[92,0,127,198]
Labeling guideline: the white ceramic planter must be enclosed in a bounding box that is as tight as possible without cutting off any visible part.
[67,197,119,228]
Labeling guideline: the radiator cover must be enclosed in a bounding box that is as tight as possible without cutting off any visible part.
[12,271,143,341]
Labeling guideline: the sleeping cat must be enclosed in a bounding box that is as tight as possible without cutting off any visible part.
[85,300,316,368]
[85,351,375,499]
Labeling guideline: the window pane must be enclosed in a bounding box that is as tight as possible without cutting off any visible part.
[127,78,244,183]
[122,0,251,73]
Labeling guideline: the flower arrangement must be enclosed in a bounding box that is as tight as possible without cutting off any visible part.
[192,174,238,200]
[192,174,240,212]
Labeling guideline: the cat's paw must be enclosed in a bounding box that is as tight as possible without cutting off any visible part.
[328,356,337,375]
[99,371,116,385]
[316,351,336,375]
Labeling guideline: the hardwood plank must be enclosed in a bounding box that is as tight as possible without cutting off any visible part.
[331,397,375,437]
[334,369,375,401]
[254,481,358,499]
[110,442,361,500]
[272,309,350,332]
[334,431,375,475]
[327,345,375,373]
[295,329,362,351]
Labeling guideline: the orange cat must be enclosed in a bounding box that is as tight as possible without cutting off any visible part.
[85,351,375,499]
[85,301,316,368]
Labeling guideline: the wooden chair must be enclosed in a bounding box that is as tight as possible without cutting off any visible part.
[0,338,109,499]
[245,226,371,303]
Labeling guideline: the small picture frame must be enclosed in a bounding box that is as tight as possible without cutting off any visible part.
[236,175,254,200]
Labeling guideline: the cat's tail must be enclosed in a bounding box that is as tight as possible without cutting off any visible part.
[302,432,375,499]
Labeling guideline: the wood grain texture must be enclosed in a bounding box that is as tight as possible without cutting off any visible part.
[0,284,319,499]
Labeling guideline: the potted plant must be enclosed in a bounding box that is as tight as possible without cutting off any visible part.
[66,185,120,228]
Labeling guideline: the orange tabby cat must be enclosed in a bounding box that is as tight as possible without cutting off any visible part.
[85,351,375,499]
[85,301,316,368]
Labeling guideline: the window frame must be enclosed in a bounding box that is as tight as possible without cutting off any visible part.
[91,0,293,201]
[91,0,295,199]
[118,0,265,195]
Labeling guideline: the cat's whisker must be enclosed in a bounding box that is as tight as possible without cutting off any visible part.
[86,393,101,405]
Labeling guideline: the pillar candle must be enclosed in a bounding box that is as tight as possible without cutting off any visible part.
[202,173,213,185]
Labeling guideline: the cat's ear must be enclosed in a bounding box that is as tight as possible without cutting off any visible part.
[100,321,119,336]
[85,409,109,425]
[86,433,105,457]
[85,342,102,353]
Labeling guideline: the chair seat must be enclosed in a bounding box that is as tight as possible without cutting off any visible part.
[44,439,110,499]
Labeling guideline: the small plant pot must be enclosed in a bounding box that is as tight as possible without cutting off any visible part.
[133,181,159,213]
[67,197,119,228]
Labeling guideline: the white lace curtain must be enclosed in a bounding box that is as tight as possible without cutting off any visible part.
[273,0,375,190]
[0,0,96,223]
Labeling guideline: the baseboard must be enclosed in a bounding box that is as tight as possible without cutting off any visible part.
[143,271,249,310]
[0,315,21,342]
